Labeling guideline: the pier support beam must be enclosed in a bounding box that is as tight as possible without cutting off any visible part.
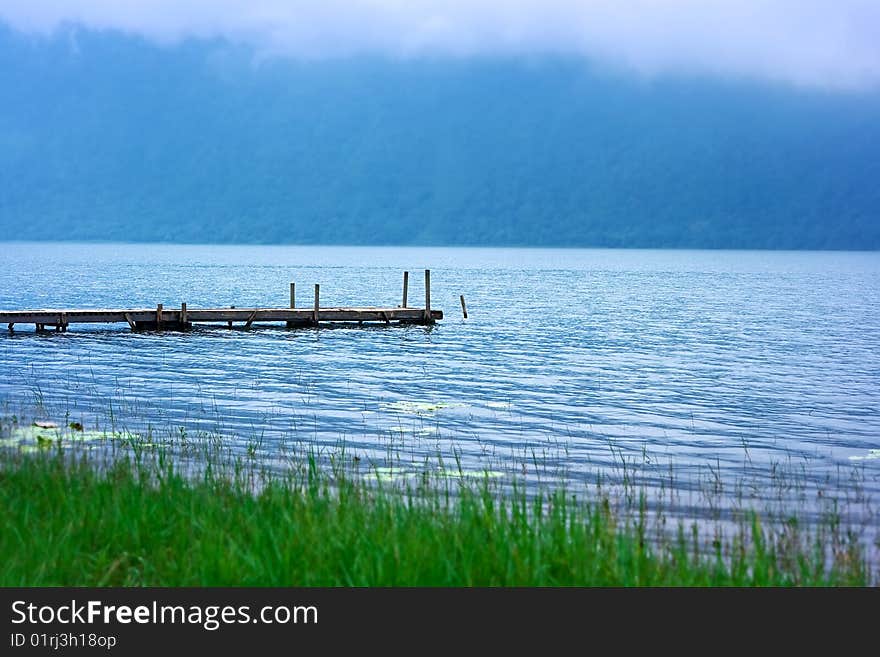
[313,284,320,326]
[424,269,433,325]
[287,282,296,328]
[402,271,409,308]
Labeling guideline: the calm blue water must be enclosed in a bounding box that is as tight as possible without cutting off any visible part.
[1,243,878,510]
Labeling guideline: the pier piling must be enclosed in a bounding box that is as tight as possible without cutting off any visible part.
[313,285,320,326]
[402,271,409,308]
[424,269,432,324]
[287,282,296,328]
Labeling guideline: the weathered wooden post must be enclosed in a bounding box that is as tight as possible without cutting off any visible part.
[313,284,320,326]
[424,269,432,324]
[460,294,468,319]
[181,302,188,330]
[228,306,234,329]
[402,271,409,307]
[156,304,163,331]
[287,282,296,328]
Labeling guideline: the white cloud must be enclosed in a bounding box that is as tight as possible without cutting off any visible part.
[2,1,879,89]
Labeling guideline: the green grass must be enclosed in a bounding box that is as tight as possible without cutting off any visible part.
[0,444,874,586]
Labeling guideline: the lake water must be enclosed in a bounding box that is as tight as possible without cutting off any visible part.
[1,242,878,518]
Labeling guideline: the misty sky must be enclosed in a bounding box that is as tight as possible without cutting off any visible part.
[2,1,879,90]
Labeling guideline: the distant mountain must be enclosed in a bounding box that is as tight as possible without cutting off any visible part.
[1,25,878,249]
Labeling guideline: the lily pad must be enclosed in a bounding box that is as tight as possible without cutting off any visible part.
[378,424,439,437]
[75,430,120,442]
[436,468,505,479]
[380,401,463,415]
[3,425,130,449]
[11,426,62,444]
[849,449,880,461]
[362,467,411,483]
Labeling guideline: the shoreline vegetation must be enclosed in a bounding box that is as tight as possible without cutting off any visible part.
[1,416,877,586]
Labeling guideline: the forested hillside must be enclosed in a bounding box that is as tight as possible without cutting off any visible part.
[1,26,878,248]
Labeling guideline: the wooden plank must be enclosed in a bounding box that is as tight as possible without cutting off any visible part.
[0,308,446,322]
[460,294,468,319]
[0,307,443,323]
[0,310,154,324]
[0,306,443,330]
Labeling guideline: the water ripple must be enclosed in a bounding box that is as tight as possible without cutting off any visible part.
[1,243,878,507]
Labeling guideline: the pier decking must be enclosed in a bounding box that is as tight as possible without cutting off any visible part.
[1,270,443,333]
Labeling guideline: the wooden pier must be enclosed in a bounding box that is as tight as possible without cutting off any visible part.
[1,270,442,333]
